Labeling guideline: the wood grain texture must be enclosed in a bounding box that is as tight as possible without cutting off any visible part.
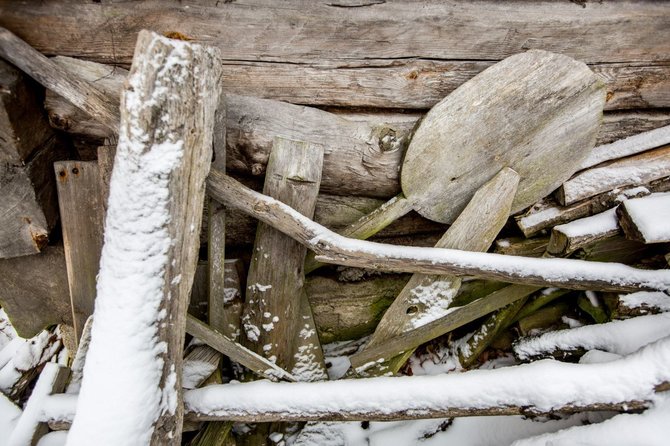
[208,171,670,292]
[0,244,72,338]
[403,50,604,223]
[209,258,245,341]
[558,145,670,206]
[54,160,104,344]
[0,26,119,132]
[2,1,669,65]
[358,168,520,375]
[547,209,621,256]
[242,138,324,370]
[0,136,70,258]
[0,59,53,163]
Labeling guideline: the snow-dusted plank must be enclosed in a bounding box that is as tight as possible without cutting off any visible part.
[208,171,670,293]
[358,168,519,376]
[7,363,69,446]
[514,313,670,360]
[547,208,620,256]
[580,124,670,170]
[617,192,670,243]
[183,335,670,422]
[557,145,670,206]
[67,31,222,446]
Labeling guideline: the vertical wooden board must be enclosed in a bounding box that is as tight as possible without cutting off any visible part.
[241,138,324,369]
[209,258,245,340]
[54,160,104,343]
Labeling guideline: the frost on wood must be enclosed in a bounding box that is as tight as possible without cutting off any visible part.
[67,30,221,446]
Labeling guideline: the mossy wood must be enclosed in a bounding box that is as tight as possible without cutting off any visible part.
[357,168,519,375]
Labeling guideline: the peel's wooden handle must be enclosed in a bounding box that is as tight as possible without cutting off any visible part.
[304,193,414,273]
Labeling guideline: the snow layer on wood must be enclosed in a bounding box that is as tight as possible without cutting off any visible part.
[513,393,670,446]
[0,392,21,445]
[514,313,670,359]
[0,309,17,351]
[184,335,670,418]
[0,330,60,394]
[580,124,670,170]
[66,35,193,446]
[37,431,68,446]
[553,208,618,237]
[620,291,670,312]
[620,192,670,242]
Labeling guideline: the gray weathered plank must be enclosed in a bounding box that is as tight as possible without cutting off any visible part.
[54,160,104,344]
[67,31,222,446]
[241,138,324,370]
[1,1,669,65]
[209,259,245,341]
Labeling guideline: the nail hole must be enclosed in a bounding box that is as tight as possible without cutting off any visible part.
[406,305,419,315]
[58,170,66,177]
[72,167,79,174]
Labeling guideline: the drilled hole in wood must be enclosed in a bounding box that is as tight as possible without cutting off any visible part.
[58,170,66,178]
[406,305,419,315]
[72,167,79,175]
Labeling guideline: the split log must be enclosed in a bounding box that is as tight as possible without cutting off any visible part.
[54,161,104,344]
[515,301,572,337]
[603,291,670,319]
[0,27,119,132]
[516,176,670,237]
[0,244,72,338]
[241,138,325,372]
[557,145,670,206]
[67,31,222,446]
[185,315,295,383]
[547,208,621,256]
[357,168,520,375]
[494,237,549,257]
[580,124,670,170]
[182,345,221,391]
[0,59,52,163]
[183,335,670,422]
[6,363,69,446]
[617,192,670,243]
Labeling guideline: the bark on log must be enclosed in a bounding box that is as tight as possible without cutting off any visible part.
[617,193,670,243]
[54,160,104,344]
[0,244,72,338]
[67,31,222,446]
[208,170,670,293]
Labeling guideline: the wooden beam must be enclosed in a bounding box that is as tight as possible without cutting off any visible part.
[54,161,104,344]
[207,170,670,293]
[547,208,621,256]
[1,1,669,65]
[67,31,222,446]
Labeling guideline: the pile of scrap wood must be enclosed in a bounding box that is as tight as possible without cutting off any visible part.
[0,12,669,446]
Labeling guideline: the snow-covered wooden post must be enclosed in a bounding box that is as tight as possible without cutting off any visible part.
[67,31,222,446]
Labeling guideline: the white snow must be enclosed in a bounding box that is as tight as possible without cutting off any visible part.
[620,192,670,242]
[619,291,670,312]
[184,335,670,419]
[182,358,218,390]
[0,330,61,394]
[65,34,196,446]
[514,313,670,359]
[580,124,670,170]
[407,279,459,328]
[0,392,21,446]
[552,208,618,238]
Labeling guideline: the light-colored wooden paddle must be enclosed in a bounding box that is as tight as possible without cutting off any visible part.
[346,51,606,375]
[305,49,605,272]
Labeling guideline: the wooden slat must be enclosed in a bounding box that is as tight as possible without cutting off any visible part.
[1,1,668,65]
[54,161,104,344]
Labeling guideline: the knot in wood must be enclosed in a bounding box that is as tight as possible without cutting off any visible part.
[253,201,270,213]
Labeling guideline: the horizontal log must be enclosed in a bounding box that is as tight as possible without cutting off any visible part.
[207,170,670,293]
[547,208,621,256]
[182,335,670,422]
[558,145,670,206]
[2,1,669,65]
